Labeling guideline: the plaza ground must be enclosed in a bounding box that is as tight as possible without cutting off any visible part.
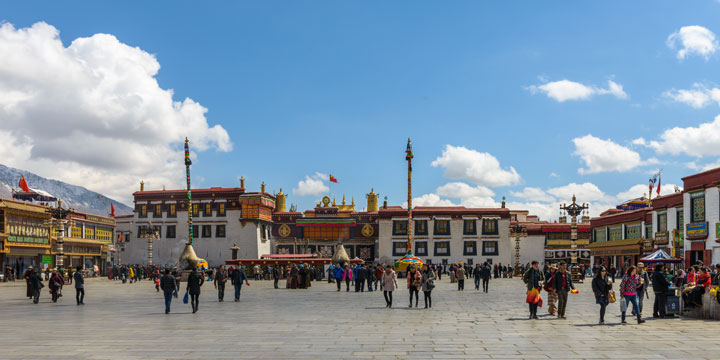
[1,276,720,359]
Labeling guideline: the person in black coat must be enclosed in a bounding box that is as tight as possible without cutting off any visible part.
[652,263,672,318]
[271,266,280,289]
[591,266,612,325]
[481,263,491,293]
[186,268,204,313]
[473,264,482,290]
[29,269,44,304]
[230,266,249,302]
[355,266,367,292]
[160,269,177,314]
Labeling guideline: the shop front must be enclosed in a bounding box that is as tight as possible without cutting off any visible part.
[588,238,643,272]
[61,239,105,272]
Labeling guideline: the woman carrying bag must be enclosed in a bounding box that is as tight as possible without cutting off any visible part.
[619,266,645,324]
[421,264,436,308]
[591,266,613,325]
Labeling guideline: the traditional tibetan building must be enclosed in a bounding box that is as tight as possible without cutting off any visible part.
[541,222,591,266]
[115,179,275,267]
[0,199,52,275]
[377,204,512,266]
[271,190,379,262]
[63,210,116,271]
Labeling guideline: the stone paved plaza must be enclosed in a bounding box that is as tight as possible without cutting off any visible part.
[2,276,720,359]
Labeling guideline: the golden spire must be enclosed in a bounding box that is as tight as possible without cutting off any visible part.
[342,194,346,205]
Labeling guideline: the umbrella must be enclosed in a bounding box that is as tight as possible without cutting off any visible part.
[639,249,683,263]
[394,253,425,271]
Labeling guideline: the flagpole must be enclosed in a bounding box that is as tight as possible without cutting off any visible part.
[406,138,413,255]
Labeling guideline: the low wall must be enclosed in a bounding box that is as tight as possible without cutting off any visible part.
[682,291,720,320]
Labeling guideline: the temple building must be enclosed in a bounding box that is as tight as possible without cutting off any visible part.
[115,178,275,267]
[271,190,379,261]
[377,204,512,266]
[0,199,115,275]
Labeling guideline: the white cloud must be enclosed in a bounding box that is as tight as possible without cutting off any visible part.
[632,137,647,146]
[573,135,643,174]
[431,145,521,187]
[663,83,720,108]
[0,22,231,203]
[616,183,680,201]
[666,25,718,60]
[527,79,627,102]
[546,182,611,202]
[292,172,329,196]
[688,159,720,171]
[549,172,559,178]
[410,193,456,207]
[435,182,495,199]
[649,115,720,156]
[510,187,555,202]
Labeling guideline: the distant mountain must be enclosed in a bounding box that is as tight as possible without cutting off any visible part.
[0,164,133,216]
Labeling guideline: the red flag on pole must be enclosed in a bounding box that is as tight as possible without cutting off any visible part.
[656,174,661,195]
[329,174,338,183]
[18,175,30,193]
[111,203,116,217]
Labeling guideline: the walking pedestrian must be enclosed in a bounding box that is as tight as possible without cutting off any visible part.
[272,265,280,289]
[49,270,64,303]
[214,265,227,302]
[230,265,249,302]
[342,264,353,292]
[333,263,344,291]
[160,269,176,314]
[522,261,544,319]
[407,265,421,308]
[355,264,367,292]
[553,262,574,319]
[652,263,672,318]
[381,265,398,308]
[544,264,558,316]
[619,266,645,324]
[456,265,466,291]
[186,268,204,313]
[473,264,482,290]
[24,266,34,300]
[421,264,435,308]
[481,262,491,293]
[374,265,384,290]
[366,264,374,292]
[73,266,85,305]
[635,262,650,316]
[591,266,612,325]
[29,269,43,304]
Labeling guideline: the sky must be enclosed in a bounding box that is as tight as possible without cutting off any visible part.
[2,1,720,220]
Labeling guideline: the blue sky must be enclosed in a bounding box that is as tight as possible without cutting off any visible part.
[2,1,720,220]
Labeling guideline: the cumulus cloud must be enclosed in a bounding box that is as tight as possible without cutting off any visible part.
[663,83,720,108]
[435,182,495,199]
[573,135,643,174]
[667,25,718,60]
[431,145,521,187]
[510,187,555,202]
[292,172,329,196]
[648,115,720,157]
[0,22,231,203]
[527,79,627,102]
[616,183,679,201]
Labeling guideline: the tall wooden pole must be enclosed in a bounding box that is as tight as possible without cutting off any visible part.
[406,138,413,255]
[185,138,193,246]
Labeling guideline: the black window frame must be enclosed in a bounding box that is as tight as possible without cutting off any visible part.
[168,204,177,218]
[192,204,199,217]
[218,202,226,217]
[392,242,407,257]
[415,220,428,235]
[139,204,147,218]
[153,204,163,218]
[216,224,226,238]
[204,203,212,217]
[201,225,212,238]
[463,241,477,256]
[463,220,477,235]
[166,225,176,239]
[392,220,408,236]
[192,225,199,239]
[482,241,498,256]
[415,241,428,256]
[482,219,499,235]
[434,220,451,236]
[433,241,450,256]
[691,192,705,222]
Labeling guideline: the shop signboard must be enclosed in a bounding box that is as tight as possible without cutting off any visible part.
[654,231,669,245]
[41,255,52,264]
[686,222,708,240]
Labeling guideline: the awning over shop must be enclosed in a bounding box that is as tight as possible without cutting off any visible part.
[587,238,643,257]
[295,218,356,228]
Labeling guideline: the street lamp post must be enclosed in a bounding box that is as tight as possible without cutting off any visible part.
[559,195,589,282]
[44,200,75,272]
[145,222,159,266]
[510,222,527,275]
